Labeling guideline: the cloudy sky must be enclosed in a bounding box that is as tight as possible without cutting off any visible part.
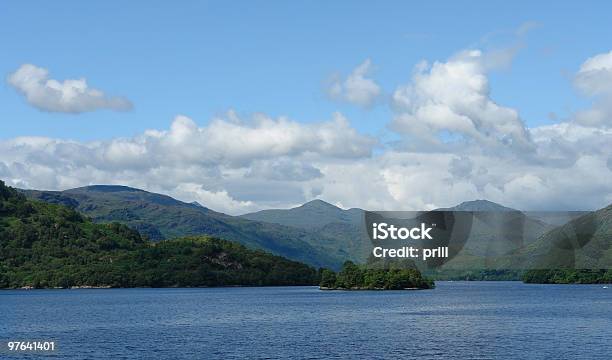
[1,1,611,214]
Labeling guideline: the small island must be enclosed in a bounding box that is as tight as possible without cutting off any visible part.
[319,261,434,290]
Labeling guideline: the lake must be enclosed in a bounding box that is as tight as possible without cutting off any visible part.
[2,282,611,359]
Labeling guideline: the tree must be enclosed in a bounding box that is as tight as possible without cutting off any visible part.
[319,269,337,288]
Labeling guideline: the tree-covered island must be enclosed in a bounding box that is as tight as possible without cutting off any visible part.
[319,261,434,290]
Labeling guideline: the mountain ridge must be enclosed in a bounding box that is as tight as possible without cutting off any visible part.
[0,181,319,289]
[241,199,364,230]
[22,185,345,269]
[441,199,519,212]
[24,183,607,276]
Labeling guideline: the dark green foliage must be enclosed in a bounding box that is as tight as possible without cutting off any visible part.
[111,237,318,287]
[319,261,433,290]
[426,269,524,281]
[522,269,612,284]
[319,268,337,288]
[336,260,364,288]
[0,181,318,288]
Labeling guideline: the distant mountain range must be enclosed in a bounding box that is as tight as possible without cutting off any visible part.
[22,185,611,275]
[438,199,518,212]
[502,204,612,270]
[23,186,345,269]
[435,200,551,261]
[242,199,364,229]
[242,199,370,263]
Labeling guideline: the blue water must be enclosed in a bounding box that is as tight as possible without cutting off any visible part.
[2,282,611,359]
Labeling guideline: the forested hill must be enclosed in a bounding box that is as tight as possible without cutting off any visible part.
[519,203,612,284]
[0,181,318,288]
[23,185,344,269]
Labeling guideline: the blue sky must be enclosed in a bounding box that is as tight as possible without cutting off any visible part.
[1,1,611,213]
[1,1,609,140]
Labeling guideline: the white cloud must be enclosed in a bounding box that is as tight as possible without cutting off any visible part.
[246,158,322,181]
[574,50,612,96]
[391,50,533,153]
[145,112,376,167]
[573,50,612,127]
[0,112,376,214]
[1,50,611,214]
[173,183,260,215]
[448,156,474,179]
[8,64,133,113]
[327,59,381,108]
[0,115,610,213]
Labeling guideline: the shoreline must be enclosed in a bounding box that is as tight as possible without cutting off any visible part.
[4,284,320,291]
[5,281,611,291]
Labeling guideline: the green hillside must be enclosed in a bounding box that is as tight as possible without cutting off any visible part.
[242,199,364,229]
[0,181,318,288]
[242,199,371,263]
[439,200,554,257]
[22,183,610,283]
[244,199,556,269]
[509,203,612,271]
[439,199,518,212]
[24,186,344,269]
[463,203,612,284]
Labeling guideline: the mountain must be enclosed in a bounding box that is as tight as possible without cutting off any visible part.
[441,199,518,212]
[24,183,604,279]
[0,181,318,288]
[23,185,345,269]
[437,202,612,282]
[447,204,554,258]
[244,199,556,269]
[242,200,370,262]
[415,201,555,279]
[509,203,612,270]
[242,199,364,229]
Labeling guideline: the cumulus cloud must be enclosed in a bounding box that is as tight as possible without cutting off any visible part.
[573,51,612,127]
[247,158,323,181]
[1,50,611,214]
[0,113,610,213]
[8,64,133,113]
[0,112,375,214]
[391,50,533,153]
[448,156,474,179]
[139,112,376,167]
[172,183,260,215]
[574,50,612,96]
[327,59,381,108]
